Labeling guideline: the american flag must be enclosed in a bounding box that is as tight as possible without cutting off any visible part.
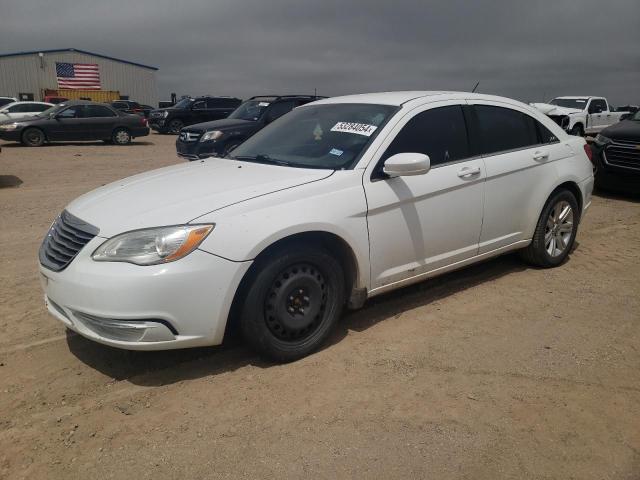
[55,62,101,89]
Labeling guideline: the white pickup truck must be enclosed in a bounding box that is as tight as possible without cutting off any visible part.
[531,96,630,136]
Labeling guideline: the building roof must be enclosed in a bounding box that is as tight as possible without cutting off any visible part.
[0,48,158,71]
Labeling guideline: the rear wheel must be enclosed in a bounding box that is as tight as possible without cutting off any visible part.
[112,128,131,145]
[21,128,45,147]
[239,246,345,362]
[168,119,184,134]
[520,189,579,267]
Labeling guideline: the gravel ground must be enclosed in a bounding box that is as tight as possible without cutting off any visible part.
[0,133,639,479]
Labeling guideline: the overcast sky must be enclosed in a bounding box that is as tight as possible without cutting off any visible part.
[1,0,639,105]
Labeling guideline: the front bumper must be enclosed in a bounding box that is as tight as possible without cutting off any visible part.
[40,237,251,350]
[0,129,23,142]
[176,138,221,161]
[149,119,166,132]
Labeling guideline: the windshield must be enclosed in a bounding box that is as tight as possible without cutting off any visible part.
[550,98,588,109]
[229,103,397,169]
[173,98,193,109]
[228,100,273,121]
[39,104,63,116]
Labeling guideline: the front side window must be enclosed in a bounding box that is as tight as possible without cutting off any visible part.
[588,99,607,113]
[230,103,397,169]
[84,105,116,118]
[192,100,206,110]
[475,105,538,155]
[381,105,470,168]
[57,106,83,118]
[33,104,50,112]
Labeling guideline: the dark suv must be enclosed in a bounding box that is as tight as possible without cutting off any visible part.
[175,95,324,160]
[149,96,242,134]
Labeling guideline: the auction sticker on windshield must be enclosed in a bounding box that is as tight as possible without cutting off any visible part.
[331,122,378,137]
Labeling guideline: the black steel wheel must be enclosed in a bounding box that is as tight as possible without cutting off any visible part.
[239,246,345,362]
[21,128,45,147]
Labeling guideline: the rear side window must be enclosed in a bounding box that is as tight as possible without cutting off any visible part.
[84,105,116,118]
[382,105,470,167]
[474,105,538,155]
[537,123,558,144]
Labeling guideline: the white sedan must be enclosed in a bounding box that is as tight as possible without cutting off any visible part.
[39,91,594,361]
[0,101,53,121]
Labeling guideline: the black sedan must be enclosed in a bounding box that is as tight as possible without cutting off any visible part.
[591,110,640,192]
[0,100,150,146]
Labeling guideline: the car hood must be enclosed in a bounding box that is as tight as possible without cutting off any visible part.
[184,118,254,132]
[601,120,640,142]
[531,103,583,116]
[66,158,333,237]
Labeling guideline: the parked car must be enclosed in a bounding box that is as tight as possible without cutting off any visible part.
[0,101,54,121]
[176,95,325,160]
[111,100,146,116]
[591,109,640,191]
[531,96,630,136]
[0,96,17,108]
[0,100,149,146]
[148,96,242,134]
[38,91,594,361]
[43,95,69,104]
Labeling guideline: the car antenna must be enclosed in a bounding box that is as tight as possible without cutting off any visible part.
[314,88,317,97]
[471,81,480,93]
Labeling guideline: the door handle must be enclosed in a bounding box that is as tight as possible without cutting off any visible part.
[457,166,481,178]
[533,150,549,161]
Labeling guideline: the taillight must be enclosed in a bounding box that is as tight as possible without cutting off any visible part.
[583,143,594,165]
[141,117,148,126]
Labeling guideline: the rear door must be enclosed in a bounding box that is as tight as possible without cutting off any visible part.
[468,101,570,253]
[364,102,485,291]
[83,104,119,140]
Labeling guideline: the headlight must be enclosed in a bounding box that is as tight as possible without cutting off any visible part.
[200,130,224,142]
[594,134,612,145]
[92,225,214,265]
[0,123,21,131]
[162,111,169,118]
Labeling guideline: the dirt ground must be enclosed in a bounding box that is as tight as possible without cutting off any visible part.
[0,133,639,479]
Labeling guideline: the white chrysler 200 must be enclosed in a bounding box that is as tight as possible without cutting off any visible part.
[39,92,594,361]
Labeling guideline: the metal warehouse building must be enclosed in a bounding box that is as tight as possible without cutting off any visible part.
[0,48,158,106]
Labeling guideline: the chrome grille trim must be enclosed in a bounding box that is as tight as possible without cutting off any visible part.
[604,139,640,171]
[39,210,98,272]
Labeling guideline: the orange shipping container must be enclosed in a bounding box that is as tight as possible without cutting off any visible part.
[43,89,120,103]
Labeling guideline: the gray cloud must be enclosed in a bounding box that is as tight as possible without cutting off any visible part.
[1,0,639,105]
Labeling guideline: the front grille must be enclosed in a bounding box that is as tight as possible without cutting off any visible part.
[150,111,164,119]
[179,131,202,142]
[604,139,640,171]
[39,210,99,272]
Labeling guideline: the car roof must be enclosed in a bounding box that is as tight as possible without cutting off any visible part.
[554,96,600,100]
[311,91,534,107]
[3,101,52,107]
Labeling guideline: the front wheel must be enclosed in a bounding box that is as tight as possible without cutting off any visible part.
[520,190,579,268]
[569,124,584,137]
[239,246,345,362]
[167,119,184,134]
[21,128,45,147]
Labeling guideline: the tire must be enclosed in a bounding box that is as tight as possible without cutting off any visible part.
[569,124,584,137]
[520,189,579,268]
[112,128,131,145]
[167,119,184,134]
[239,245,345,362]
[21,128,45,147]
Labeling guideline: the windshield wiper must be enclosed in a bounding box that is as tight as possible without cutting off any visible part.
[231,154,292,166]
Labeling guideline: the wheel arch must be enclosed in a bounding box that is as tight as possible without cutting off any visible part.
[225,230,362,338]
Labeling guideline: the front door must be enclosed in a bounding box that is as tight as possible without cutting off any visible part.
[48,105,87,141]
[364,102,485,292]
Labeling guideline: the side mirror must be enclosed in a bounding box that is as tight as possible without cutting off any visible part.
[383,152,431,177]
